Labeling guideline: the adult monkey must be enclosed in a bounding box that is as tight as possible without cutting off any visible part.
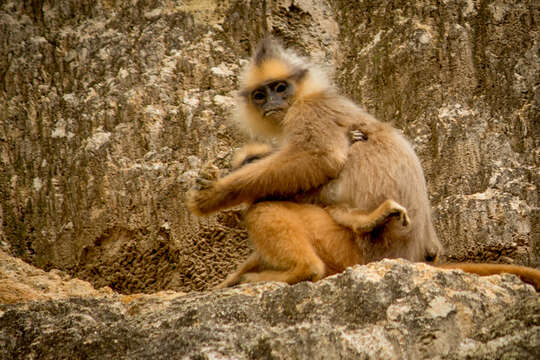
[187,38,540,290]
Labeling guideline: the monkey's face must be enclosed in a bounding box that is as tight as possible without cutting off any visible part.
[237,44,311,138]
[247,79,295,125]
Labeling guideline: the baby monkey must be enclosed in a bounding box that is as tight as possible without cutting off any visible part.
[195,142,411,289]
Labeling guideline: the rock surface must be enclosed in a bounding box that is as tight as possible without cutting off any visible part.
[1,258,539,359]
[0,249,112,304]
[332,0,539,266]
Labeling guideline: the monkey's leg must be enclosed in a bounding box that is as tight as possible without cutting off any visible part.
[327,199,410,234]
[215,253,261,289]
[239,202,326,285]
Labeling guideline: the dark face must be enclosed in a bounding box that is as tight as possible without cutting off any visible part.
[249,79,295,121]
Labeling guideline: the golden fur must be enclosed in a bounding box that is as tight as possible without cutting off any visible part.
[231,142,411,234]
[230,143,274,170]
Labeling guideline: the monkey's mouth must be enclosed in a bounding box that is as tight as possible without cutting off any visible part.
[264,109,282,117]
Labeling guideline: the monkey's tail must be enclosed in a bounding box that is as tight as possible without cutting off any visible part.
[436,263,540,291]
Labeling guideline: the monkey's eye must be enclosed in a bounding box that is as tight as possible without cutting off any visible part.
[274,82,288,93]
[251,90,266,103]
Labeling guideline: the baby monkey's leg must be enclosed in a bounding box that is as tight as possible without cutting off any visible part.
[327,199,410,234]
[215,253,262,289]
[239,202,326,285]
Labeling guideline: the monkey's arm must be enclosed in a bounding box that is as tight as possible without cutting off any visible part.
[187,142,346,216]
[231,143,274,169]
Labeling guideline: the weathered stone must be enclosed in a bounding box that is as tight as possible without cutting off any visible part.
[1,0,538,357]
[1,259,538,359]
[0,0,254,293]
[0,249,112,304]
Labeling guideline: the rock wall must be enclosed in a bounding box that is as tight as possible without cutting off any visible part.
[0,0,538,295]
[1,0,254,293]
[331,0,539,265]
[0,249,112,304]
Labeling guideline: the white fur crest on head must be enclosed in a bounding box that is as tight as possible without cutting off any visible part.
[239,38,331,94]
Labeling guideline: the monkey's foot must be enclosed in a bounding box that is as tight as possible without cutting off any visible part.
[385,201,410,227]
[215,272,262,288]
[215,274,241,289]
[238,272,263,285]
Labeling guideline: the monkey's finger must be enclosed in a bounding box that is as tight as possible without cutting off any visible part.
[199,163,220,180]
[350,130,368,142]
[195,177,214,190]
[401,212,411,227]
[198,171,219,181]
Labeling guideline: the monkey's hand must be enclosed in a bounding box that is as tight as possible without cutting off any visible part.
[187,187,217,216]
[231,143,274,170]
[192,161,220,190]
[187,179,240,216]
[190,136,346,215]
[187,161,223,216]
[349,129,368,143]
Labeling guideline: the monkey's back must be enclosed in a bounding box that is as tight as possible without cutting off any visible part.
[317,102,441,262]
